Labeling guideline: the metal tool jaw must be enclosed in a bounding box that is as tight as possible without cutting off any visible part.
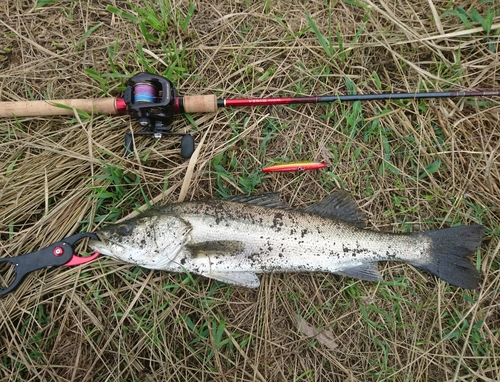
[123,73,194,159]
[0,233,100,297]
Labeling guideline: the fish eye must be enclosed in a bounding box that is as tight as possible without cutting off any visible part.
[117,223,133,236]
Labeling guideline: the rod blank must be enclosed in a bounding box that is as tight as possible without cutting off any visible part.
[218,90,500,109]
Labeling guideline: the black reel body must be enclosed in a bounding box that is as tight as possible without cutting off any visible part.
[124,73,194,158]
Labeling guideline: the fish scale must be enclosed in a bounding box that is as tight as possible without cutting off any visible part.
[176,202,425,270]
[89,191,484,289]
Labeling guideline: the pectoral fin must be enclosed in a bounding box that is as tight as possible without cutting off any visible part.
[185,240,259,286]
[203,271,261,288]
[335,263,382,281]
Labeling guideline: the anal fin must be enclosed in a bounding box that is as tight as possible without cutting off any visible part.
[335,263,382,281]
[203,271,261,288]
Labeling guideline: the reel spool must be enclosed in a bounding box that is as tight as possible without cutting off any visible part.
[123,73,194,159]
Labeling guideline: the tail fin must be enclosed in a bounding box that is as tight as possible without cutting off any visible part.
[415,225,484,289]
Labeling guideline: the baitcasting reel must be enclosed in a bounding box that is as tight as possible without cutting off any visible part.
[123,73,193,158]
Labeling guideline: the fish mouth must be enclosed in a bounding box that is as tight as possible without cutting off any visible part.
[88,234,145,262]
[88,233,119,257]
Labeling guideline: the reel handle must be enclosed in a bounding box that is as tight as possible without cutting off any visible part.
[124,132,194,159]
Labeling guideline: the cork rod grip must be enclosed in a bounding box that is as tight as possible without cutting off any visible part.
[0,98,119,118]
[182,95,218,113]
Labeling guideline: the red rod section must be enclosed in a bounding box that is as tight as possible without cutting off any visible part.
[223,97,321,107]
[218,89,500,109]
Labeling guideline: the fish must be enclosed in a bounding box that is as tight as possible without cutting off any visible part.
[88,191,484,289]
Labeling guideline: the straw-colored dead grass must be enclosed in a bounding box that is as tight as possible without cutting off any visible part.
[1,1,499,381]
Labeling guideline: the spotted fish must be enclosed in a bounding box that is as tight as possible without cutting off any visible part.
[88,191,484,289]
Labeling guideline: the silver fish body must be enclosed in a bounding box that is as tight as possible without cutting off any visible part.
[88,191,484,289]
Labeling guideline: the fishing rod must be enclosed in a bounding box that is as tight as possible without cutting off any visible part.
[1,72,499,158]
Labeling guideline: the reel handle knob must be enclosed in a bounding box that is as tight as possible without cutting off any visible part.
[124,133,134,156]
[180,134,194,159]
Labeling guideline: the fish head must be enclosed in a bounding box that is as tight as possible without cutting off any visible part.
[88,213,192,269]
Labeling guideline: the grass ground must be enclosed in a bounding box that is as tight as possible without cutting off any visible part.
[0,0,499,381]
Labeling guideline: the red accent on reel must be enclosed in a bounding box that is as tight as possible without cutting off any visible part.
[115,98,127,114]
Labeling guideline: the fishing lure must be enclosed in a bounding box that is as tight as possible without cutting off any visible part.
[261,161,328,173]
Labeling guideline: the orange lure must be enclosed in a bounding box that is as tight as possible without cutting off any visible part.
[261,161,328,173]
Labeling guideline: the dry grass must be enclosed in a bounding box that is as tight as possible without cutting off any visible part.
[1,0,499,381]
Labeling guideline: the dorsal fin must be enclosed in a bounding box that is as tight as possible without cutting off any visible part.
[226,193,290,209]
[303,190,367,228]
